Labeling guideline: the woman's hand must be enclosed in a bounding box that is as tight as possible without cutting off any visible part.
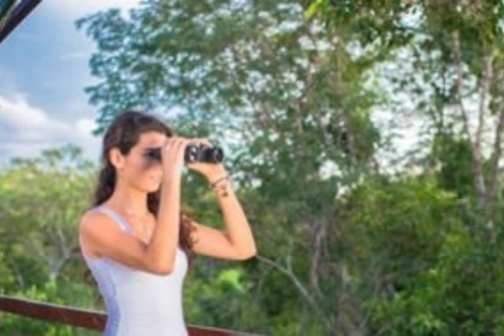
[161,137,192,179]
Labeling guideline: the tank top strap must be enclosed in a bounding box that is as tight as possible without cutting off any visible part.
[90,205,133,233]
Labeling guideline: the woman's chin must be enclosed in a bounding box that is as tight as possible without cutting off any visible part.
[145,181,162,193]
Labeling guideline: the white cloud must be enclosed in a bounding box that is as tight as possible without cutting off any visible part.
[0,65,22,97]
[0,94,101,161]
[44,0,141,18]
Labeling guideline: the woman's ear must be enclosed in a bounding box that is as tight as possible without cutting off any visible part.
[109,148,125,170]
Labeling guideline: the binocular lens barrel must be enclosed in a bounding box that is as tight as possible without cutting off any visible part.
[145,144,224,164]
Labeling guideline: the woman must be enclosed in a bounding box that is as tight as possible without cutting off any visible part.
[78,111,257,336]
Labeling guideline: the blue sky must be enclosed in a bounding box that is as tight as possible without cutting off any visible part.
[0,0,139,163]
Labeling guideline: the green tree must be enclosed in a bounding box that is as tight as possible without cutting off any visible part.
[0,146,99,335]
[0,145,95,288]
[309,2,504,335]
[77,0,385,333]
[71,0,504,334]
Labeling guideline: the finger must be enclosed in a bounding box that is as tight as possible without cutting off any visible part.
[163,137,178,149]
[161,143,175,160]
[165,137,185,151]
[162,138,185,161]
[193,138,213,147]
[174,138,191,157]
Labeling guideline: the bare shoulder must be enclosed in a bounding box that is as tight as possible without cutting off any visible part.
[79,210,119,246]
[79,210,115,233]
[80,209,130,259]
[78,208,159,272]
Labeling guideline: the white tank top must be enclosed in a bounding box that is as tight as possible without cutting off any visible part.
[82,205,189,336]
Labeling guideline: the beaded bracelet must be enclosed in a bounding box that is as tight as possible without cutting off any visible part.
[209,175,231,197]
[209,175,230,189]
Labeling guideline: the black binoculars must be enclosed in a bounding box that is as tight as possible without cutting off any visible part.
[144,144,224,164]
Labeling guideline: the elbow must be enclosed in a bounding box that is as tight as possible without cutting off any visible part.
[237,246,257,260]
[147,261,174,276]
[143,250,175,275]
[151,265,174,276]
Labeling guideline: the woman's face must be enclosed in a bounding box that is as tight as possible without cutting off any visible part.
[119,131,167,192]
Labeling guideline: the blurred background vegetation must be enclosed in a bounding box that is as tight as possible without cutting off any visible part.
[3,0,504,335]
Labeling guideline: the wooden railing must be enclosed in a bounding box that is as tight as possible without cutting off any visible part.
[0,295,259,336]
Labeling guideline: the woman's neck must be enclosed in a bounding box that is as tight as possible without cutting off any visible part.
[105,182,150,217]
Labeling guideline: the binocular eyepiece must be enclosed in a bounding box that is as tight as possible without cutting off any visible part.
[144,144,224,164]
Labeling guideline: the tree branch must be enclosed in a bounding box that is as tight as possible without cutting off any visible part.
[453,29,487,206]
[255,253,333,330]
[476,55,493,147]
[488,65,504,204]
[309,219,326,299]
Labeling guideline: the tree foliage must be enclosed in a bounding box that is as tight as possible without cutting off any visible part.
[3,0,504,335]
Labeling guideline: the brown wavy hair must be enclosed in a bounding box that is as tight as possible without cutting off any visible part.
[92,110,195,259]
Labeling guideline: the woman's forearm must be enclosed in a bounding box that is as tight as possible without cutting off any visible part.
[214,179,257,258]
[148,178,181,273]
